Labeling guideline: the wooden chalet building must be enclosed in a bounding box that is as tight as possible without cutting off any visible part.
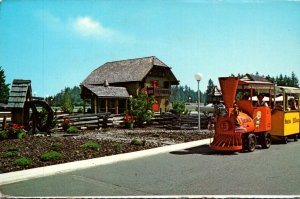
[81,56,179,114]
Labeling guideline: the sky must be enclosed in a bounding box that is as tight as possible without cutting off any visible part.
[0,0,300,97]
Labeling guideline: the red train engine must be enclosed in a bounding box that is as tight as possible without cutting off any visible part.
[210,77,274,152]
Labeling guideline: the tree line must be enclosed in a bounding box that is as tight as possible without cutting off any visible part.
[231,72,299,88]
[171,72,299,104]
[0,66,299,107]
[48,86,84,107]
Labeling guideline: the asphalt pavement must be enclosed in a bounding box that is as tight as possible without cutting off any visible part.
[1,138,300,198]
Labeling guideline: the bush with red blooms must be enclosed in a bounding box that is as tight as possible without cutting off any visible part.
[0,123,26,140]
[124,114,136,129]
[62,118,73,131]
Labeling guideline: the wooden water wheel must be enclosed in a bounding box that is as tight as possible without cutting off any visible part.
[24,99,54,133]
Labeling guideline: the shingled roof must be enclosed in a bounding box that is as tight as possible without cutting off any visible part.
[7,79,32,108]
[82,56,175,86]
[83,85,129,98]
[240,73,271,83]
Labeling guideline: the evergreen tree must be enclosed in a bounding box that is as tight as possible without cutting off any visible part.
[265,75,275,83]
[283,75,290,86]
[51,86,83,107]
[291,71,299,87]
[170,85,200,103]
[230,73,243,78]
[0,67,10,104]
[276,74,284,86]
[61,91,74,113]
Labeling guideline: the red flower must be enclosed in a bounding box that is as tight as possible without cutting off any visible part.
[124,114,136,123]
[63,118,73,124]
[11,123,24,130]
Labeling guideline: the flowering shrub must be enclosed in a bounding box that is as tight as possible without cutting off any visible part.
[62,118,73,131]
[7,123,26,139]
[127,94,155,126]
[124,114,136,123]
[124,114,136,128]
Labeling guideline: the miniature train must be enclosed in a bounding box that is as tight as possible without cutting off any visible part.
[210,76,300,152]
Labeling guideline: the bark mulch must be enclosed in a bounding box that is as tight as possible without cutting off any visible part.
[0,128,214,173]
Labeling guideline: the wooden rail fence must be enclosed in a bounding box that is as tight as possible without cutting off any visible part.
[0,112,11,130]
[0,111,211,131]
[151,112,210,130]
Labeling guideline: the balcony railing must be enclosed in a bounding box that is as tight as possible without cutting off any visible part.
[147,88,171,96]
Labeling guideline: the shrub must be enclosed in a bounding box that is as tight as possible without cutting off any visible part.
[80,142,100,150]
[62,118,72,131]
[17,131,26,139]
[77,107,83,113]
[130,138,145,146]
[170,100,187,116]
[0,130,8,140]
[41,151,63,161]
[5,151,19,157]
[7,147,20,151]
[6,147,20,157]
[14,157,32,166]
[51,143,63,151]
[127,94,155,126]
[112,143,124,149]
[6,124,26,139]
[179,131,187,136]
[67,126,79,134]
[61,91,74,114]
[124,121,134,129]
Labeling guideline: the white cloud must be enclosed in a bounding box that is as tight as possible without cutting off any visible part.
[36,11,133,43]
[72,16,114,39]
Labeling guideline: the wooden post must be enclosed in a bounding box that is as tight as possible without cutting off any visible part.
[94,97,97,114]
[103,114,108,128]
[116,99,119,114]
[105,99,108,113]
[2,116,6,130]
[97,115,100,129]
[32,115,36,134]
[83,100,86,114]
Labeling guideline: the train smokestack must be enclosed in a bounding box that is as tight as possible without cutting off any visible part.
[219,77,239,108]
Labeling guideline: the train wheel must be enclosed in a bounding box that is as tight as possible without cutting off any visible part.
[282,136,288,144]
[294,134,298,142]
[261,132,271,149]
[247,134,256,152]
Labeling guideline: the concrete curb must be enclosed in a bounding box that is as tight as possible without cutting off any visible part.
[0,138,211,186]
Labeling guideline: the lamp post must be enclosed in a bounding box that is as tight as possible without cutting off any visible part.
[195,73,202,130]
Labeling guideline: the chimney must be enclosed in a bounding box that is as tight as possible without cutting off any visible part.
[219,77,239,108]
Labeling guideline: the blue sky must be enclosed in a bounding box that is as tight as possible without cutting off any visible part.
[1,0,300,97]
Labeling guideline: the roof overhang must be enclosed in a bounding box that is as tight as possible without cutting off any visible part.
[82,85,130,99]
[276,86,300,94]
[237,80,275,90]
